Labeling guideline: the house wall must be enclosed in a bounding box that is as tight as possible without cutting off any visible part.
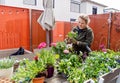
[81,2,105,15]
[1,0,106,21]
[0,0,5,4]
[0,0,84,22]
[80,2,87,14]
[1,0,43,10]
[54,0,70,21]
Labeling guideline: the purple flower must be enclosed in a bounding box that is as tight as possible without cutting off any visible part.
[38,42,47,49]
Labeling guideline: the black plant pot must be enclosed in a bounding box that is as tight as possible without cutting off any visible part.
[35,70,47,78]
[47,66,54,78]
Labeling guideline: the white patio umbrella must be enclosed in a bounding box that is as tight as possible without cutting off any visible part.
[37,0,55,47]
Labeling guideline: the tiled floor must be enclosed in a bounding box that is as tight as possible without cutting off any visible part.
[0,77,14,83]
[0,75,68,83]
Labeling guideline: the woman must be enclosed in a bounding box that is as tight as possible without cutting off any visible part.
[69,14,94,59]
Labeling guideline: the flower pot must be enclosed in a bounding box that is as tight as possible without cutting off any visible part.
[35,70,47,78]
[13,62,19,72]
[0,67,13,78]
[32,77,45,83]
[47,65,54,78]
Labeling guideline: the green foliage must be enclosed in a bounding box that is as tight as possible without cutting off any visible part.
[57,49,120,82]
[12,59,45,83]
[0,58,15,69]
[12,49,57,83]
[83,49,120,81]
[65,32,77,44]
[51,42,67,59]
[57,54,82,76]
[12,43,120,83]
[57,59,71,75]
[57,54,84,83]
[69,54,82,67]
[67,68,86,83]
[67,32,77,39]
[38,49,56,66]
[52,42,66,54]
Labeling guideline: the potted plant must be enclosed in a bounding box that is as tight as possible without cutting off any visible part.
[12,58,46,83]
[37,49,57,78]
[0,58,15,78]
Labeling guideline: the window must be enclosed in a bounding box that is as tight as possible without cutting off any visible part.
[70,18,76,22]
[70,0,80,13]
[0,0,5,4]
[23,0,37,6]
[92,6,97,14]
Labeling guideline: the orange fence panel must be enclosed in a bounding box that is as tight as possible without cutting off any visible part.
[90,13,120,51]
[31,10,46,49]
[0,6,30,50]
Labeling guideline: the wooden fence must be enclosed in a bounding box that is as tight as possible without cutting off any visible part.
[0,5,120,51]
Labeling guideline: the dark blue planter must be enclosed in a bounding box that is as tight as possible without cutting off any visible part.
[47,66,54,78]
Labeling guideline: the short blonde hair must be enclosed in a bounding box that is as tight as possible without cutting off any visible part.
[78,14,90,24]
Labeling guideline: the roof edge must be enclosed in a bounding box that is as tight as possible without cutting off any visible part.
[81,0,108,7]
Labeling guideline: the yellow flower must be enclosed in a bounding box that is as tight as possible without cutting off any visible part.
[55,54,60,59]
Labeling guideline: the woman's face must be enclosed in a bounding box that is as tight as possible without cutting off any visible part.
[77,18,87,29]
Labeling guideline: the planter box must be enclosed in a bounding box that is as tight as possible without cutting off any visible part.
[98,68,120,83]
[0,67,13,78]
[84,79,95,83]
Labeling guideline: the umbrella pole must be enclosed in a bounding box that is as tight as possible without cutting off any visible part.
[29,9,32,51]
[46,30,50,47]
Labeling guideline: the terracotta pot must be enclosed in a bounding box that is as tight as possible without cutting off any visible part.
[32,77,45,83]
[47,65,54,78]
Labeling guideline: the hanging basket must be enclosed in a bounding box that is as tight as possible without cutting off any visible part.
[0,67,13,78]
